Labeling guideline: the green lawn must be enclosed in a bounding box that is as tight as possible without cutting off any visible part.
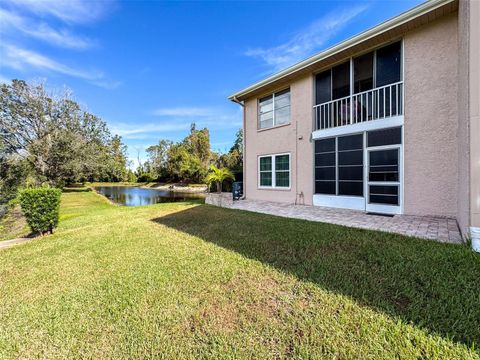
[0,205,29,241]
[0,189,479,358]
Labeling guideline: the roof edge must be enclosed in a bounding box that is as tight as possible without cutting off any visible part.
[228,0,455,101]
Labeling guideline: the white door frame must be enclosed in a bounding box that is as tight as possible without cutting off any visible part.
[365,144,402,215]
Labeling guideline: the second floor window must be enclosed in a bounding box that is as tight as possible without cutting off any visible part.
[315,41,402,106]
[258,89,290,129]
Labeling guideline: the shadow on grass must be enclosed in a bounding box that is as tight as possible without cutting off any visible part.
[152,205,480,348]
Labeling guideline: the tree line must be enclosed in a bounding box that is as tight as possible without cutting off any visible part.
[0,80,242,203]
[137,125,243,185]
[1,80,130,202]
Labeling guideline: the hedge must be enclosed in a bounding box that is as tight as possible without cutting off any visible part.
[18,188,62,235]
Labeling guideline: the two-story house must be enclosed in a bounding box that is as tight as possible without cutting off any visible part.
[229,0,479,241]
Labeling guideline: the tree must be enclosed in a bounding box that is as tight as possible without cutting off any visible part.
[206,165,235,193]
[166,143,206,183]
[0,79,128,193]
[126,169,137,183]
[229,128,243,155]
[216,128,243,178]
[104,135,128,182]
[182,123,211,166]
[146,139,173,180]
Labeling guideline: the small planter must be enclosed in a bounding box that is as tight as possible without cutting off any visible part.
[205,192,233,208]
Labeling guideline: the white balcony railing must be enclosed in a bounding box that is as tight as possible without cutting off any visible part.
[313,81,403,131]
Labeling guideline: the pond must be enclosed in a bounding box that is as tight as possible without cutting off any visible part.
[94,186,205,206]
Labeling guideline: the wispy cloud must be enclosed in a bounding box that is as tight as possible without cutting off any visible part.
[245,5,369,71]
[3,0,115,25]
[0,44,119,89]
[0,8,95,49]
[0,0,118,88]
[0,44,102,80]
[111,107,242,140]
[110,122,192,138]
[152,107,217,117]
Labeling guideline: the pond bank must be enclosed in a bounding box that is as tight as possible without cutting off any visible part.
[88,182,207,193]
[94,185,205,206]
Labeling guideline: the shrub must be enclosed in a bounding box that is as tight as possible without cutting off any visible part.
[18,187,62,235]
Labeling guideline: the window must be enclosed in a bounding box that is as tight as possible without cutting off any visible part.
[259,154,290,188]
[315,61,351,105]
[354,52,374,94]
[332,61,350,100]
[338,134,363,196]
[315,71,331,105]
[376,42,401,87]
[315,41,402,105]
[258,89,290,129]
[367,127,402,147]
[315,138,336,194]
[259,157,272,186]
[315,134,363,196]
[368,149,399,182]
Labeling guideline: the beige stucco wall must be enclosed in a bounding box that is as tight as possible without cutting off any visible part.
[243,11,465,221]
[243,75,313,204]
[403,13,459,218]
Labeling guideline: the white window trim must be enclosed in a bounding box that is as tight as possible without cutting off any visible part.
[258,89,291,130]
[258,153,291,189]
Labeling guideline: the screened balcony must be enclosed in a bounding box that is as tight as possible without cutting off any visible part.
[313,41,403,131]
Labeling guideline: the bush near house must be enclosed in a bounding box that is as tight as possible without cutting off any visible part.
[18,187,61,235]
[206,165,235,193]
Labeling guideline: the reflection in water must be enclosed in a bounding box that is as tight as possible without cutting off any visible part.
[95,186,205,206]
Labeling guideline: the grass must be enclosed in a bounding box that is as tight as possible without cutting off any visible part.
[0,189,479,358]
[0,205,29,241]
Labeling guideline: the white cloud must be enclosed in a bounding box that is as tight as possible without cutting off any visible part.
[245,5,369,71]
[0,43,103,80]
[0,1,119,89]
[90,79,122,90]
[3,0,115,25]
[152,107,216,117]
[110,122,191,138]
[110,107,242,140]
[0,8,94,49]
[0,44,119,89]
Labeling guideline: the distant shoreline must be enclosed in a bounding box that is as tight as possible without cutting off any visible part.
[89,182,208,194]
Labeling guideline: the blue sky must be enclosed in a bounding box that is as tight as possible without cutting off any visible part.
[0,0,422,167]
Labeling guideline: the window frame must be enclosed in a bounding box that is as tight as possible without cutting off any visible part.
[314,39,403,106]
[258,153,291,189]
[314,134,364,197]
[257,88,291,130]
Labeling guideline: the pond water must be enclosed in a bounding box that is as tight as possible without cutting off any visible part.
[94,186,205,206]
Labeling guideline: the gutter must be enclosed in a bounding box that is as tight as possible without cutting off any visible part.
[228,0,455,101]
[231,96,245,107]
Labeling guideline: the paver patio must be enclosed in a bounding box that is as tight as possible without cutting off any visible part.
[225,199,462,244]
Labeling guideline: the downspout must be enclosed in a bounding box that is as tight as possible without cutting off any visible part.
[231,96,246,200]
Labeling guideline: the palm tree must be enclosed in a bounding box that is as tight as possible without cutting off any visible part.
[206,165,235,193]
